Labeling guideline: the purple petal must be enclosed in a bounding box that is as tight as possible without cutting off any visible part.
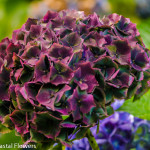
[50,16,63,28]
[0,38,10,59]
[0,67,11,100]
[86,12,101,27]
[12,29,25,44]
[9,85,16,100]
[12,53,23,68]
[0,82,9,100]
[36,84,70,110]
[84,31,106,47]
[80,94,95,114]
[25,18,38,31]
[75,80,88,91]
[113,40,131,55]
[68,90,78,111]
[0,66,11,82]
[94,56,118,80]
[50,61,74,86]
[83,74,98,93]
[42,10,58,23]
[22,45,41,60]
[55,105,71,115]
[131,46,149,71]
[61,122,76,128]
[105,67,116,80]
[48,43,73,62]
[25,82,42,102]
[68,87,95,121]
[64,16,76,29]
[6,43,21,55]
[76,62,95,77]
[36,85,56,110]
[107,13,121,25]
[68,51,84,70]
[61,32,82,49]
[74,63,98,93]
[29,25,42,39]
[34,55,51,83]
[72,107,82,122]
[43,28,57,43]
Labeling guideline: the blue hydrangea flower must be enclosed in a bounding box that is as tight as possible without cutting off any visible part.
[66,100,150,150]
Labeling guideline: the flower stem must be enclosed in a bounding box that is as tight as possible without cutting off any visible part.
[62,145,66,150]
[86,128,100,150]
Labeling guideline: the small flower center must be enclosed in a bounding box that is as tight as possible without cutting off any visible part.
[79,80,82,84]
[58,57,62,60]
[43,69,48,73]
[104,66,106,69]
[78,99,82,105]
[50,94,55,98]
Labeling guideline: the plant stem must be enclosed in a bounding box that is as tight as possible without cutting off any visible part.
[86,128,100,150]
[62,145,66,150]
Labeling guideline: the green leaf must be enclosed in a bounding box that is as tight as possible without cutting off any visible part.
[75,127,90,140]
[36,142,54,150]
[137,19,150,49]
[117,90,150,120]
[34,112,62,139]
[62,115,69,120]
[106,106,114,116]
[30,129,48,143]
[93,87,106,108]
[0,123,11,134]
[49,143,65,150]
[2,115,14,130]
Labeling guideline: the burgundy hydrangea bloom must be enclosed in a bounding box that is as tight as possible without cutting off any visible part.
[74,62,98,93]
[50,61,74,86]
[106,39,131,65]
[10,110,29,135]
[34,55,51,83]
[36,84,70,110]
[48,43,73,63]
[131,45,149,71]
[68,87,95,121]
[0,10,149,147]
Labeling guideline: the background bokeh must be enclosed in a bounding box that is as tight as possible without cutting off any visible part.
[0,0,150,149]
[0,0,150,48]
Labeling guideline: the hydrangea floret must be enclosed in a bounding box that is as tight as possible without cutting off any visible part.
[66,111,150,150]
[0,9,150,149]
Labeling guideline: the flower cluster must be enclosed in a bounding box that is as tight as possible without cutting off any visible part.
[66,112,150,150]
[0,10,150,146]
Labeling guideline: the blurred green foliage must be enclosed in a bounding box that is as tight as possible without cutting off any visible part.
[0,130,22,149]
[137,19,150,49]
[108,0,138,21]
[118,89,150,120]
[0,0,30,41]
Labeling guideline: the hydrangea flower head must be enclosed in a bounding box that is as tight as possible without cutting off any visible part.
[0,9,150,146]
